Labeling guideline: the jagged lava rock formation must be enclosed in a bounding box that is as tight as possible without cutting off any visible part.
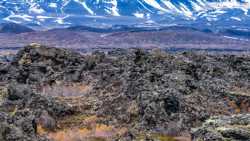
[0,44,250,141]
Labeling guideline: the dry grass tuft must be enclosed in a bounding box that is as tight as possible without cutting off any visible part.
[40,83,92,97]
[37,124,47,135]
[38,114,128,141]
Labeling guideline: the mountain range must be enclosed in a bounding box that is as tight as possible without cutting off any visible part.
[0,0,250,30]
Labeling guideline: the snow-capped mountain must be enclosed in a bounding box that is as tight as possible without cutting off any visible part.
[0,0,250,29]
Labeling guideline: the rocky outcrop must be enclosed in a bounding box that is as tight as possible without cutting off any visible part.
[0,83,74,141]
[192,114,250,141]
[0,110,48,141]
[0,44,250,140]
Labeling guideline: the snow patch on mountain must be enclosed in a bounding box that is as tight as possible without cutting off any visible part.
[0,0,250,29]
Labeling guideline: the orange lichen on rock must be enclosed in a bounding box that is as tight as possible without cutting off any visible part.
[229,100,241,113]
[225,97,250,114]
[37,124,47,135]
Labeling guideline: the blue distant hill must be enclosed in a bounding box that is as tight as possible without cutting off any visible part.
[0,22,34,34]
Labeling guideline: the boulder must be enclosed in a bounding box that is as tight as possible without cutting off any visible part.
[192,114,250,141]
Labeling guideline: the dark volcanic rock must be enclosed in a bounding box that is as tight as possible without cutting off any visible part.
[0,82,74,141]
[36,110,56,131]
[5,83,74,117]
[192,114,250,141]
[7,84,33,101]
[164,96,180,114]
[9,43,86,84]
[0,110,49,141]
[0,44,250,140]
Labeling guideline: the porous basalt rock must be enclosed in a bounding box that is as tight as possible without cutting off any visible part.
[0,82,75,141]
[0,110,49,141]
[8,44,86,84]
[0,44,250,140]
[192,114,250,141]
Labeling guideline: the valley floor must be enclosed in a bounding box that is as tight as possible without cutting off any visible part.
[1,28,250,52]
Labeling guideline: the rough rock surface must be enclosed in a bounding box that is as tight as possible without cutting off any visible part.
[0,44,250,141]
[0,83,74,141]
[192,114,250,141]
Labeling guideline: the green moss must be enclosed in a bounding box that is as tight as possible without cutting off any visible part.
[151,133,176,141]
[0,87,7,105]
[58,114,88,126]
[10,106,18,116]
[135,134,146,141]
